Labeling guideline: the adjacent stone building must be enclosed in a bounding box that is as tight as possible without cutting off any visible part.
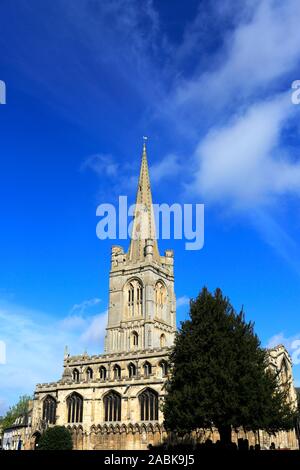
[2,401,33,450]
[28,144,298,450]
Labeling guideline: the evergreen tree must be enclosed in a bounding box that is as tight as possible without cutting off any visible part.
[163,287,296,445]
[38,426,73,450]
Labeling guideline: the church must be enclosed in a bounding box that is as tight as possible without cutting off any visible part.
[29,144,298,450]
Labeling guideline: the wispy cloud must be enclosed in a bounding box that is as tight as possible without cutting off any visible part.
[61,298,103,330]
[0,0,167,131]
[80,311,108,346]
[0,299,107,413]
[161,0,300,272]
[170,0,300,211]
[266,331,300,366]
[177,295,190,308]
[69,297,101,315]
[192,93,299,209]
[81,155,119,178]
[2,0,300,409]
[81,151,183,199]
[249,209,300,276]
[169,0,300,121]
[150,154,181,184]
[10,0,300,273]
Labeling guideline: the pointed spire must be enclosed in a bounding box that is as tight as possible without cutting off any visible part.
[127,140,160,262]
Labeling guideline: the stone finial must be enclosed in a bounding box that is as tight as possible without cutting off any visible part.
[165,249,174,258]
[64,345,69,359]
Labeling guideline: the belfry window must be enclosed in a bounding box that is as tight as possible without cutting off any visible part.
[128,362,137,378]
[125,279,143,317]
[86,367,93,381]
[42,395,56,424]
[104,391,121,421]
[100,366,107,380]
[73,368,80,383]
[67,392,83,423]
[113,364,121,380]
[139,388,159,421]
[159,360,168,377]
[143,361,152,377]
[128,283,134,316]
[132,331,139,349]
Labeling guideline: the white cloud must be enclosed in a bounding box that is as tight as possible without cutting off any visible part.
[61,298,102,331]
[167,0,300,212]
[172,0,300,116]
[69,297,101,315]
[81,154,119,177]
[193,93,300,209]
[160,0,300,270]
[80,311,108,345]
[60,314,87,331]
[266,332,300,366]
[150,154,181,184]
[267,332,289,349]
[0,300,107,414]
[177,295,189,308]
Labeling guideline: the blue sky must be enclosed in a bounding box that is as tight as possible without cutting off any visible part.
[1,0,300,414]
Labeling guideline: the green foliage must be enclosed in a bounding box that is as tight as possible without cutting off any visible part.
[0,395,31,430]
[163,287,296,443]
[38,426,73,450]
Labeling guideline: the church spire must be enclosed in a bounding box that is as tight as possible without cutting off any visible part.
[127,140,160,262]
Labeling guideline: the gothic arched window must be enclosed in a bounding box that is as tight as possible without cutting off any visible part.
[143,361,152,377]
[132,331,139,349]
[125,279,143,317]
[104,391,121,421]
[73,368,80,383]
[113,364,121,380]
[86,367,93,381]
[159,360,168,377]
[139,388,159,421]
[128,362,137,378]
[128,282,134,316]
[100,366,107,380]
[42,395,56,424]
[67,392,83,423]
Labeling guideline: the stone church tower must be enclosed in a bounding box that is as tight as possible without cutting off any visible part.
[29,144,177,450]
[27,144,298,451]
[105,142,176,354]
